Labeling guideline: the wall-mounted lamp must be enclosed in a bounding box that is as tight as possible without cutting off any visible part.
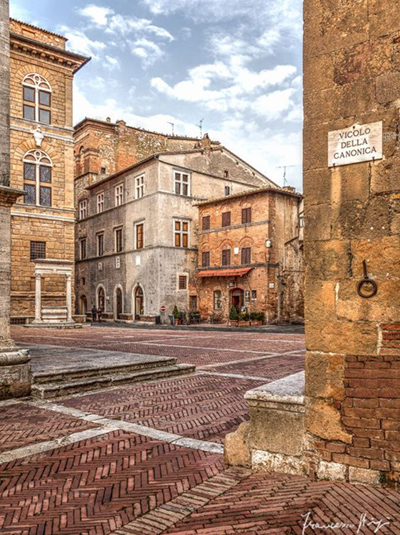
[265,239,272,248]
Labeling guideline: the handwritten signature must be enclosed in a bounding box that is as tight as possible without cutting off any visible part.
[301,512,391,534]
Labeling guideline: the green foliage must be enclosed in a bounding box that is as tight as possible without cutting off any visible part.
[229,306,239,320]
[250,312,265,321]
[239,312,250,321]
[173,305,180,319]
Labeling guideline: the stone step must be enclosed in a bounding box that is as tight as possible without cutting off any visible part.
[31,363,195,399]
[33,355,179,384]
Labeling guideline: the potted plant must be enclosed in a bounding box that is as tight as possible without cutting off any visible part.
[239,311,250,327]
[229,305,239,326]
[173,306,181,325]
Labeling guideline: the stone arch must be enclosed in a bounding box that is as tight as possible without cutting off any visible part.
[96,284,106,311]
[132,284,145,320]
[114,284,124,320]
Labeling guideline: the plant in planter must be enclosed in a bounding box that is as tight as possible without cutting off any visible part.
[229,306,239,326]
[173,306,181,325]
[238,311,250,326]
[250,312,265,325]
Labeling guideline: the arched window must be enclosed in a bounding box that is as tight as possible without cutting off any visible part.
[97,286,105,310]
[23,150,52,207]
[22,73,52,124]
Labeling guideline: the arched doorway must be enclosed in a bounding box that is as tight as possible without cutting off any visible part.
[134,286,144,320]
[116,287,123,319]
[97,286,105,310]
[80,295,87,315]
[230,288,244,313]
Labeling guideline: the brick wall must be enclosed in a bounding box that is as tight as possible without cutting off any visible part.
[303,0,400,484]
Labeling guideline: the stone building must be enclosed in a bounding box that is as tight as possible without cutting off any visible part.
[8,19,89,323]
[75,146,275,319]
[74,117,220,196]
[0,1,31,398]
[226,0,400,486]
[193,187,303,324]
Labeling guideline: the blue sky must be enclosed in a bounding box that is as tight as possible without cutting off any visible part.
[10,0,303,190]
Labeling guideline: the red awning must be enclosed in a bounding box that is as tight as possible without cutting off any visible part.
[196,268,252,278]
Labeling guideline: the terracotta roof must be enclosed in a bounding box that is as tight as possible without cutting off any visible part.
[196,268,252,278]
[196,186,302,206]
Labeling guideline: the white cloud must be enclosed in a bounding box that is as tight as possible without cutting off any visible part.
[78,4,113,26]
[252,89,295,120]
[104,55,120,70]
[58,26,106,58]
[130,38,165,67]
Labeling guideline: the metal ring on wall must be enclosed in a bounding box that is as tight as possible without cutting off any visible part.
[357,278,378,299]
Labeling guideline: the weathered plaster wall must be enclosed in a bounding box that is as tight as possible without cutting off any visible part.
[304,0,400,484]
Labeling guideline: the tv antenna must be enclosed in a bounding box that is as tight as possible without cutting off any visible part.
[197,118,204,138]
[167,122,175,136]
[276,165,296,186]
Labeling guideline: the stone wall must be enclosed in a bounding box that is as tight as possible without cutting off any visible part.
[304,0,400,484]
[0,0,9,187]
[9,23,87,320]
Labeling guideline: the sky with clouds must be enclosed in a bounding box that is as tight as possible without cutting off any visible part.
[10,0,303,190]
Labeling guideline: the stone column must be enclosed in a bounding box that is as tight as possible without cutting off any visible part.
[0,0,31,399]
[34,273,42,323]
[66,273,72,322]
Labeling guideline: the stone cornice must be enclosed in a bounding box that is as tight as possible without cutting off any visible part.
[10,33,90,73]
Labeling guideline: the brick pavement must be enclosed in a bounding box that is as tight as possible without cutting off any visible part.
[3,326,398,534]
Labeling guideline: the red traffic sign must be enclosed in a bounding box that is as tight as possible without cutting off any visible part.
[160,306,166,313]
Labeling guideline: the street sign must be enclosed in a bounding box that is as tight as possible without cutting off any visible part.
[160,306,166,314]
[328,121,382,167]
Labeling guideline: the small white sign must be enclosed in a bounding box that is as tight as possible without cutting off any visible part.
[115,256,120,269]
[136,256,141,266]
[269,283,275,289]
[328,121,382,168]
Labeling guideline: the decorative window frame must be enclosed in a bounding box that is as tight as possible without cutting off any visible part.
[173,218,190,248]
[78,199,88,220]
[114,226,124,253]
[23,149,52,207]
[96,192,104,213]
[173,170,191,197]
[134,220,145,250]
[135,174,145,199]
[115,183,124,206]
[22,73,52,124]
[177,273,188,291]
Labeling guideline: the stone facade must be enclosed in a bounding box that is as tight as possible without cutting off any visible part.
[9,20,89,322]
[193,188,304,324]
[0,2,31,398]
[75,148,274,320]
[303,0,400,485]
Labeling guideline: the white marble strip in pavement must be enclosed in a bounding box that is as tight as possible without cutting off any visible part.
[0,398,21,408]
[25,400,224,455]
[200,371,273,382]
[197,349,304,369]
[0,425,119,465]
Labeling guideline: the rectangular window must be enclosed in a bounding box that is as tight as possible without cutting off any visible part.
[23,104,35,121]
[224,186,231,196]
[24,184,36,205]
[97,192,104,213]
[39,186,51,207]
[245,290,250,302]
[23,86,35,102]
[39,109,50,124]
[202,251,210,267]
[30,241,46,261]
[115,227,123,253]
[242,207,252,224]
[79,199,88,220]
[39,165,51,183]
[136,223,144,250]
[178,275,188,290]
[214,290,222,310]
[174,219,189,248]
[221,249,231,266]
[190,296,198,312]
[222,211,231,227]
[115,184,124,206]
[24,162,35,181]
[174,171,190,196]
[80,238,87,260]
[39,90,51,107]
[241,247,251,265]
[202,215,210,230]
[97,233,104,257]
[252,290,257,300]
[135,175,145,199]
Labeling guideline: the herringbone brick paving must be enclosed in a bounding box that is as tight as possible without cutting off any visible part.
[5,326,399,535]
[0,430,223,535]
[62,374,265,444]
[165,472,400,534]
[0,403,98,453]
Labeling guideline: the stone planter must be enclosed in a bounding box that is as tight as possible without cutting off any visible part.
[238,321,251,327]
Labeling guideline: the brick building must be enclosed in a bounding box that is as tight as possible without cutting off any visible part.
[9,19,89,323]
[193,188,304,324]
[75,146,276,320]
